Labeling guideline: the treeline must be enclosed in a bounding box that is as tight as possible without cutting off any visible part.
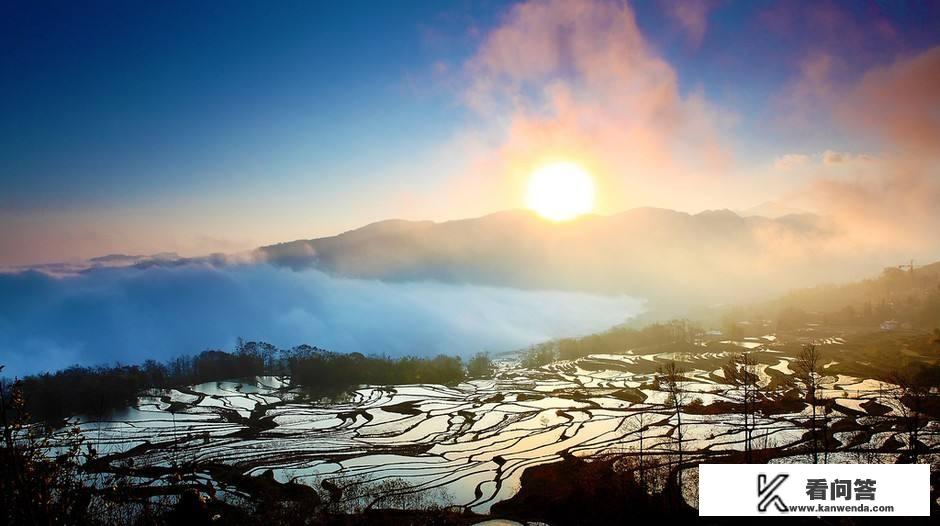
[3,341,493,422]
[771,296,940,332]
[761,262,940,331]
[288,347,465,391]
[522,320,702,366]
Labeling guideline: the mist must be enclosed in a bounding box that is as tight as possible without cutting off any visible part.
[0,262,644,377]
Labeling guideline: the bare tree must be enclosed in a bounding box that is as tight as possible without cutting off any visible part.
[888,369,930,463]
[850,382,888,464]
[621,411,654,493]
[725,352,760,461]
[821,397,831,463]
[659,360,689,487]
[795,344,822,463]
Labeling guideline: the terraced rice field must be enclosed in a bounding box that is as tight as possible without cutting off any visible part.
[70,337,939,513]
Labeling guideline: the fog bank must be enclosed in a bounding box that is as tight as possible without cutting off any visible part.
[0,263,643,377]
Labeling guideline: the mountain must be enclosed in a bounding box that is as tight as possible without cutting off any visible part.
[737,200,808,218]
[257,208,849,306]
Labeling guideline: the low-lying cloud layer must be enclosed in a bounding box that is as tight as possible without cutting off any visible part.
[0,262,643,377]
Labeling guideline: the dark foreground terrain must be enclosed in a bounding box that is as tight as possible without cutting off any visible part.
[3,324,938,524]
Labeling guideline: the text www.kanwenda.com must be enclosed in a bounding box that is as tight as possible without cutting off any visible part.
[788,504,895,513]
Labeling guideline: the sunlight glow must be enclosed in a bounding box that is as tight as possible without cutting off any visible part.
[525,162,596,221]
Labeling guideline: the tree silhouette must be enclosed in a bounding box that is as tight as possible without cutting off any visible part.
[795,344,822,463]
[725,352,760,461]
[658,360,689,488]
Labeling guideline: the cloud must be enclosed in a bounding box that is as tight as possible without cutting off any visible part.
[770,44,940,260]
[819,150,875,166]
[662,0,713,48]
[838,46,940,154]
[456,0,735,213]
[773,150,874,170]
[775,53,840,129]
[780,45,940,154]
[809,48,940,253]
[758,2,900,59]
[0,263,643,377]
[766,147,933,251]
[804,158,940,253]
[821,150,845,165]
[773,153,811,170]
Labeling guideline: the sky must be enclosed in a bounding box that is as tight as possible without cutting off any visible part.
[2,0,939,266]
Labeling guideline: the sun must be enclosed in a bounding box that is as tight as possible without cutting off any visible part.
[525,161,596,221]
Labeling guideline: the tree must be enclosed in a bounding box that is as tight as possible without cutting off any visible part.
[851,382,888,464]
[467,352,494,378]
[725,352,760,461]
[1,366,93,524]
[887,365,937,463]
[521,344,556,368]
[658,360,689,488]
[620,412,655,493]
[795,344,822,463]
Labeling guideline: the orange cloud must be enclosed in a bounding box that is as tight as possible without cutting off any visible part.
[839,46,940,154]
[459,0,735,213]
[449,0,936,271]
[780,47,940,259]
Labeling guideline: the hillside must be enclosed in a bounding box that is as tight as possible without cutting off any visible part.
[257,208,848,305]
[751,260,940,331]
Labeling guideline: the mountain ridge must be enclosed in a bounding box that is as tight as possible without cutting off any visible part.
[255,207,843,305]
[7,206,929,315]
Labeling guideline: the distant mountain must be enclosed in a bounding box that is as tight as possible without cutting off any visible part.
[737,200,808,218]
[15,207,916,309]
[257,208,850,306]
[1,252,184,276]
[89,252,180,266]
